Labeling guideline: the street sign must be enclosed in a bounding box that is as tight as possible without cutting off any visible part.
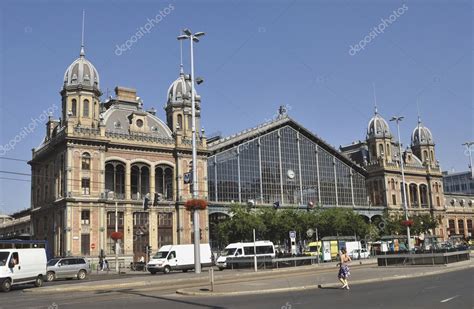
[91,243,96,250]
[289,231,296,239]
[306,228,314,238]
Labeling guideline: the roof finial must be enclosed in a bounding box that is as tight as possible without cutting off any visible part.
[372,82,378,114]
[179,37,184,75]
[416,97,421,124]
[80,10,85,57]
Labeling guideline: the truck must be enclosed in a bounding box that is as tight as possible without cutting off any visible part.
[147,244,213,274]
[0,248,47,292]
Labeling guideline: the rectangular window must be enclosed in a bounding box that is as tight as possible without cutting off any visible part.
[458,220,465,235]
[81,210,90,225]
[392,194,396,205]
[436,196,440,207]
[81,178,90,195]
[158,213,173,249]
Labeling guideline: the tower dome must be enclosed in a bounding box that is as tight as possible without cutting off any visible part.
[367,108,391,139]
[166,73,200,105]
[63,46,100,91]
[411,118,434,146]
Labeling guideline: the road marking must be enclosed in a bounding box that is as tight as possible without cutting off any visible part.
[440,295,459,303]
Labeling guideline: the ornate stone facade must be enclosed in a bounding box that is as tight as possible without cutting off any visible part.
[29,44,209,260]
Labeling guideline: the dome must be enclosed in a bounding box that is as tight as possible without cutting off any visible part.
[367,110,391,138]
[412,119,434,146]
[63,46,100,90]
[167,73,200,105]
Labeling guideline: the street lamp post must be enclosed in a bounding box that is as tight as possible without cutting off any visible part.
[178,28,205,274]
[462,142,474,179]
[390,116,412,251]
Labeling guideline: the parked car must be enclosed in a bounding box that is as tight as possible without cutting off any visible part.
[0,248,47,292]
[348,249,370,259]
[46,257,90,282]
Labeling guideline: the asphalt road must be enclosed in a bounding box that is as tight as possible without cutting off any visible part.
[1,268,472,309]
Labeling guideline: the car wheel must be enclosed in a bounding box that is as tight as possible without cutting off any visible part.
[182,269,188,273]
[163,266,171,274]
[149,270,157,275]
[1,279,12,292]
[77,270,87,280]
[46,272,56,282]
[34,275,43,287]
[218,267,224,271]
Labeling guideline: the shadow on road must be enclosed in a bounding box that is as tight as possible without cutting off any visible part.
[96,289,226,309]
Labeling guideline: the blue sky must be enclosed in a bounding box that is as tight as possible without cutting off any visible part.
[0,0,472,214]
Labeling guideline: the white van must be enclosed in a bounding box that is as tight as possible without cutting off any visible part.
[216,241,275,270]
[147,244,212,274]
[0,248,47,292]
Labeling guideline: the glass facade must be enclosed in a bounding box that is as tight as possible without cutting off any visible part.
[208,125,369,206]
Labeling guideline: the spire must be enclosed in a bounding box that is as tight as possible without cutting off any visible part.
[80,10,85,57]
[416,98,422,125]
[372,82,378,114]
[179,38,184,75]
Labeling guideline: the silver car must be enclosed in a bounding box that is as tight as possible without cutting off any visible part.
[46,257,90,282]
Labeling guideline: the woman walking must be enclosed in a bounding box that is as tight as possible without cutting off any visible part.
[337,248,352,290]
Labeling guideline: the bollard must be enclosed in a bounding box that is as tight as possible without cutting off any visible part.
[209,268,214,292]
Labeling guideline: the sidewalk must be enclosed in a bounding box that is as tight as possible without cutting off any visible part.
[176,259,474,296]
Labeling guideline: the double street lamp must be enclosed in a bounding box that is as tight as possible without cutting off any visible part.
[462,142,474,179]
[390,116,412,251]
[178,28,205,274]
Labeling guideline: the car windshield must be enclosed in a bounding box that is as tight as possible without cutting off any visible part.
[153,251,168,259]
[221,248,236,256]
[0,252,9,266]
[47,259,60,266]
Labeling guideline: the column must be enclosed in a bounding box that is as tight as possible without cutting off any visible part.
[296,134,303,204]
[350,170,355,206]
[333,157,338,206]
[258,138,264,204]
[149,208,158,251]
[417,185,422,208]
[315,146,321,205]
[150,165,155,198]
[277,130,284,204]
[237,146,242,204]
[125,162,131,200]
[214,157,218,202]
[124,209,133,255]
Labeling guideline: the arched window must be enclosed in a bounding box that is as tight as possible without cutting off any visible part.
[423,150,428,161]
[131,164,150,200]
[155,165,174,200]
[430,150,434,161]
[378,144,384,155]
[83,99,90,117]
[71,99,77,116]
[187,115,192,130]
[409,184,419,207]
[420,184,428,208]
[386,143,390,156]
[81,152,91,170]
[105,161,125,199]
[390,178,395,190]
[177,114,183,129]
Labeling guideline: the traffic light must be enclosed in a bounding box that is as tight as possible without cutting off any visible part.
[199,229,202,240]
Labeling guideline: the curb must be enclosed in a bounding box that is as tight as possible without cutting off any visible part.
[24,262,376,294]
[175,263,474,297]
